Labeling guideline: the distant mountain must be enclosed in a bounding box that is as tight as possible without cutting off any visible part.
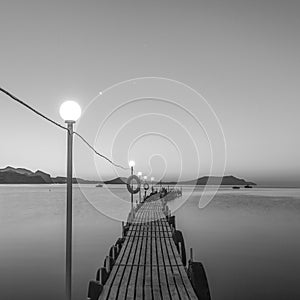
[104,177,127,184]
[51,176,99,184]
[104,175,256,186]
[51,176,67,184]
[0,166,100,184]
[0,166,34,175]
[179,175,256,186]
[72,178,100,184]
[34,170,52,183]
[0,167,51,184]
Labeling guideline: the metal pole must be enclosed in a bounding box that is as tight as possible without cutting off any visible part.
[139,178,141,204]
[66,121,74,300]
[131,166,133,210]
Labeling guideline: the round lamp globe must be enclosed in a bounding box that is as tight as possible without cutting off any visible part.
[128,160,135,168]
[59,100,81,122]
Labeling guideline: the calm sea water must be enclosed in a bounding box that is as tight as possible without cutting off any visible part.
[0,185,299,300]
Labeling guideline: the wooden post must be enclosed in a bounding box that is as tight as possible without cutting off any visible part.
[113,246,118,260]
[99,267,108,285]
[104,256,113,273]
[96,267,108,285]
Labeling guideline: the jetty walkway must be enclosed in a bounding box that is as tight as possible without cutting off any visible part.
[88,192,210,300]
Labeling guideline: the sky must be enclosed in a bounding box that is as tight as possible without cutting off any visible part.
[0,0,299,186]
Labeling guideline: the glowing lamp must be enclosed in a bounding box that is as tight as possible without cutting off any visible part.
[128,160,135,168]
[59,100,81,122]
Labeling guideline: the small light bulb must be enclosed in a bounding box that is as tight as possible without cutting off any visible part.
[128,160,135,168]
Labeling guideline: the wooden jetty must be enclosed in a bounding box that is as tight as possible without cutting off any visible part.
[88,192,210,300]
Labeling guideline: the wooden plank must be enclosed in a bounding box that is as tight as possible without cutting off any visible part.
[178,265,199,300]
[126,266,138,300]
[158,266,171,300]
[100,222,140,299]
[135,221,146,299]
[171,266,190,300]
[158,210,187,300]
[135,264,144,300]
[144,265,152,300]
[164,217,199,300]
[117,228,143,300]
[117,265,132,300]
[152,265,162,300]
[104,265,125,300]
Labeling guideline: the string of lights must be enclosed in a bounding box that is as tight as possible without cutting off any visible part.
[0,87,129,170]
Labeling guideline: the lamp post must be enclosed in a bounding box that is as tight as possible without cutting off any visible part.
[59,100,81,300]
[151,176,154,192]
[128,160,135,210]
[143,175,147,200]
[137,171,142,204]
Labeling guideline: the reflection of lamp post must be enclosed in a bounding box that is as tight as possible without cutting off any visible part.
[128,160,135,210]
[143,175,147,200]
[137,171,142,204]
[59,100,81,300]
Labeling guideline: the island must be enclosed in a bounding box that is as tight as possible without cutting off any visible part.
[103,175,256,186]
[0,166,100,184]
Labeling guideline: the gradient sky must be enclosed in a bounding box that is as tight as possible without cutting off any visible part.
[1,0,299,186]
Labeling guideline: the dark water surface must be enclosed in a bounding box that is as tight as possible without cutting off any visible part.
[1,185,299,299]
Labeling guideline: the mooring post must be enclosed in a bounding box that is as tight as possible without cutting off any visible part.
[96,267,108,285]
[112,246,118,260]
[99,267,108,285]
[87,281,103,300]
[104,256,113,274]
[190,248,193,262]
